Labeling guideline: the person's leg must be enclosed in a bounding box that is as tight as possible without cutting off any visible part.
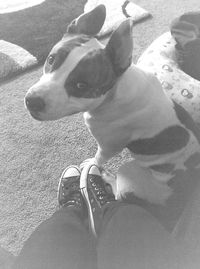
[15,166,97,269]
[98,203,178,269]
[80,163,178,269]
[15,207,97,269]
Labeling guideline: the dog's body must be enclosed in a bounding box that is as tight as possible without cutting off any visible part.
[25,5,200,205]
[84,64,200,204]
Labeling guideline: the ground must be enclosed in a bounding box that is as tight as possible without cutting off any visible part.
[0,0,200,260]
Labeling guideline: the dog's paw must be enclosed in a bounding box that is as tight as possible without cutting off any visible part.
[101,169,116,182]
[101,169,117,195]
[80,158,99,170]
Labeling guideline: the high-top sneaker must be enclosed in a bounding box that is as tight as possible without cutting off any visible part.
[58,165,87,218]
[80,164,115,237]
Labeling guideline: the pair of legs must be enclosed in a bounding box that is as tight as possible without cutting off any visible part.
[14,164,178,269]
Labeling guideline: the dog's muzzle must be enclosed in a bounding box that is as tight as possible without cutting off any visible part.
[25,94,45,112]
[25,93,46,120]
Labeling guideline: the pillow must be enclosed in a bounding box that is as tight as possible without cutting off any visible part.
[171,12,200,81]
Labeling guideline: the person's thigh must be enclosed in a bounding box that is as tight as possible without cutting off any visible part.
[98,204,178,269]
[15,208,97,269]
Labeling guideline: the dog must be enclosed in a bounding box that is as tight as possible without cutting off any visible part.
[25,5,200,205]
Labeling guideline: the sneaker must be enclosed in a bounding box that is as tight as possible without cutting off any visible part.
[80,164,115,237]
[58,165,87,217]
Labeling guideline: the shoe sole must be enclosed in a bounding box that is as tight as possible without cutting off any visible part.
[80,163,100,237]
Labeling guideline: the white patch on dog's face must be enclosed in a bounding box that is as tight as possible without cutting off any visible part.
[25,37,116,121]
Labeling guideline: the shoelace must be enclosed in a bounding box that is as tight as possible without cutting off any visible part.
[90,176,115,206]
[65,194,82,207]
[61,181,82,207]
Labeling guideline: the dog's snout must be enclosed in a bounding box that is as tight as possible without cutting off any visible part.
[25,95,45,113]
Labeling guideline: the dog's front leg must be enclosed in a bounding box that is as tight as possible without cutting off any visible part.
[94,145,114,166]
[80,145,108,169]
[81,143,123,171]
[81,145,118,167]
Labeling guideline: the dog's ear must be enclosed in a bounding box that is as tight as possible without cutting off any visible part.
[66,5,106,36]
[105,19,133,75]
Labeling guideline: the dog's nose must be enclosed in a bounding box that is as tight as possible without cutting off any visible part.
[25,95,45,113]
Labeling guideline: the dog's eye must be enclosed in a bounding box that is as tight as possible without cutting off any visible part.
[48,55,55,65]
[76,82,88,90]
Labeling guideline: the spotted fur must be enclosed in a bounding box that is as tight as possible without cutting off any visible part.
[64,49,117,98]
[127,125,190,155]
[25,6,200,205]
[44,35,91,74]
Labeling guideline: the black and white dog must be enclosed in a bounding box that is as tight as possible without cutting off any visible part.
[25,5,200,205]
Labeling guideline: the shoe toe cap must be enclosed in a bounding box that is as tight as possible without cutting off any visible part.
[89,165,101,176]
[63,166,80,178]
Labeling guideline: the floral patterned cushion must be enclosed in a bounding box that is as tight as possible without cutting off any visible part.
[137,32,200,124]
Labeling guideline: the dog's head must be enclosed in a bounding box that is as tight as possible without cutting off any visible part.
[25,5,133,121]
